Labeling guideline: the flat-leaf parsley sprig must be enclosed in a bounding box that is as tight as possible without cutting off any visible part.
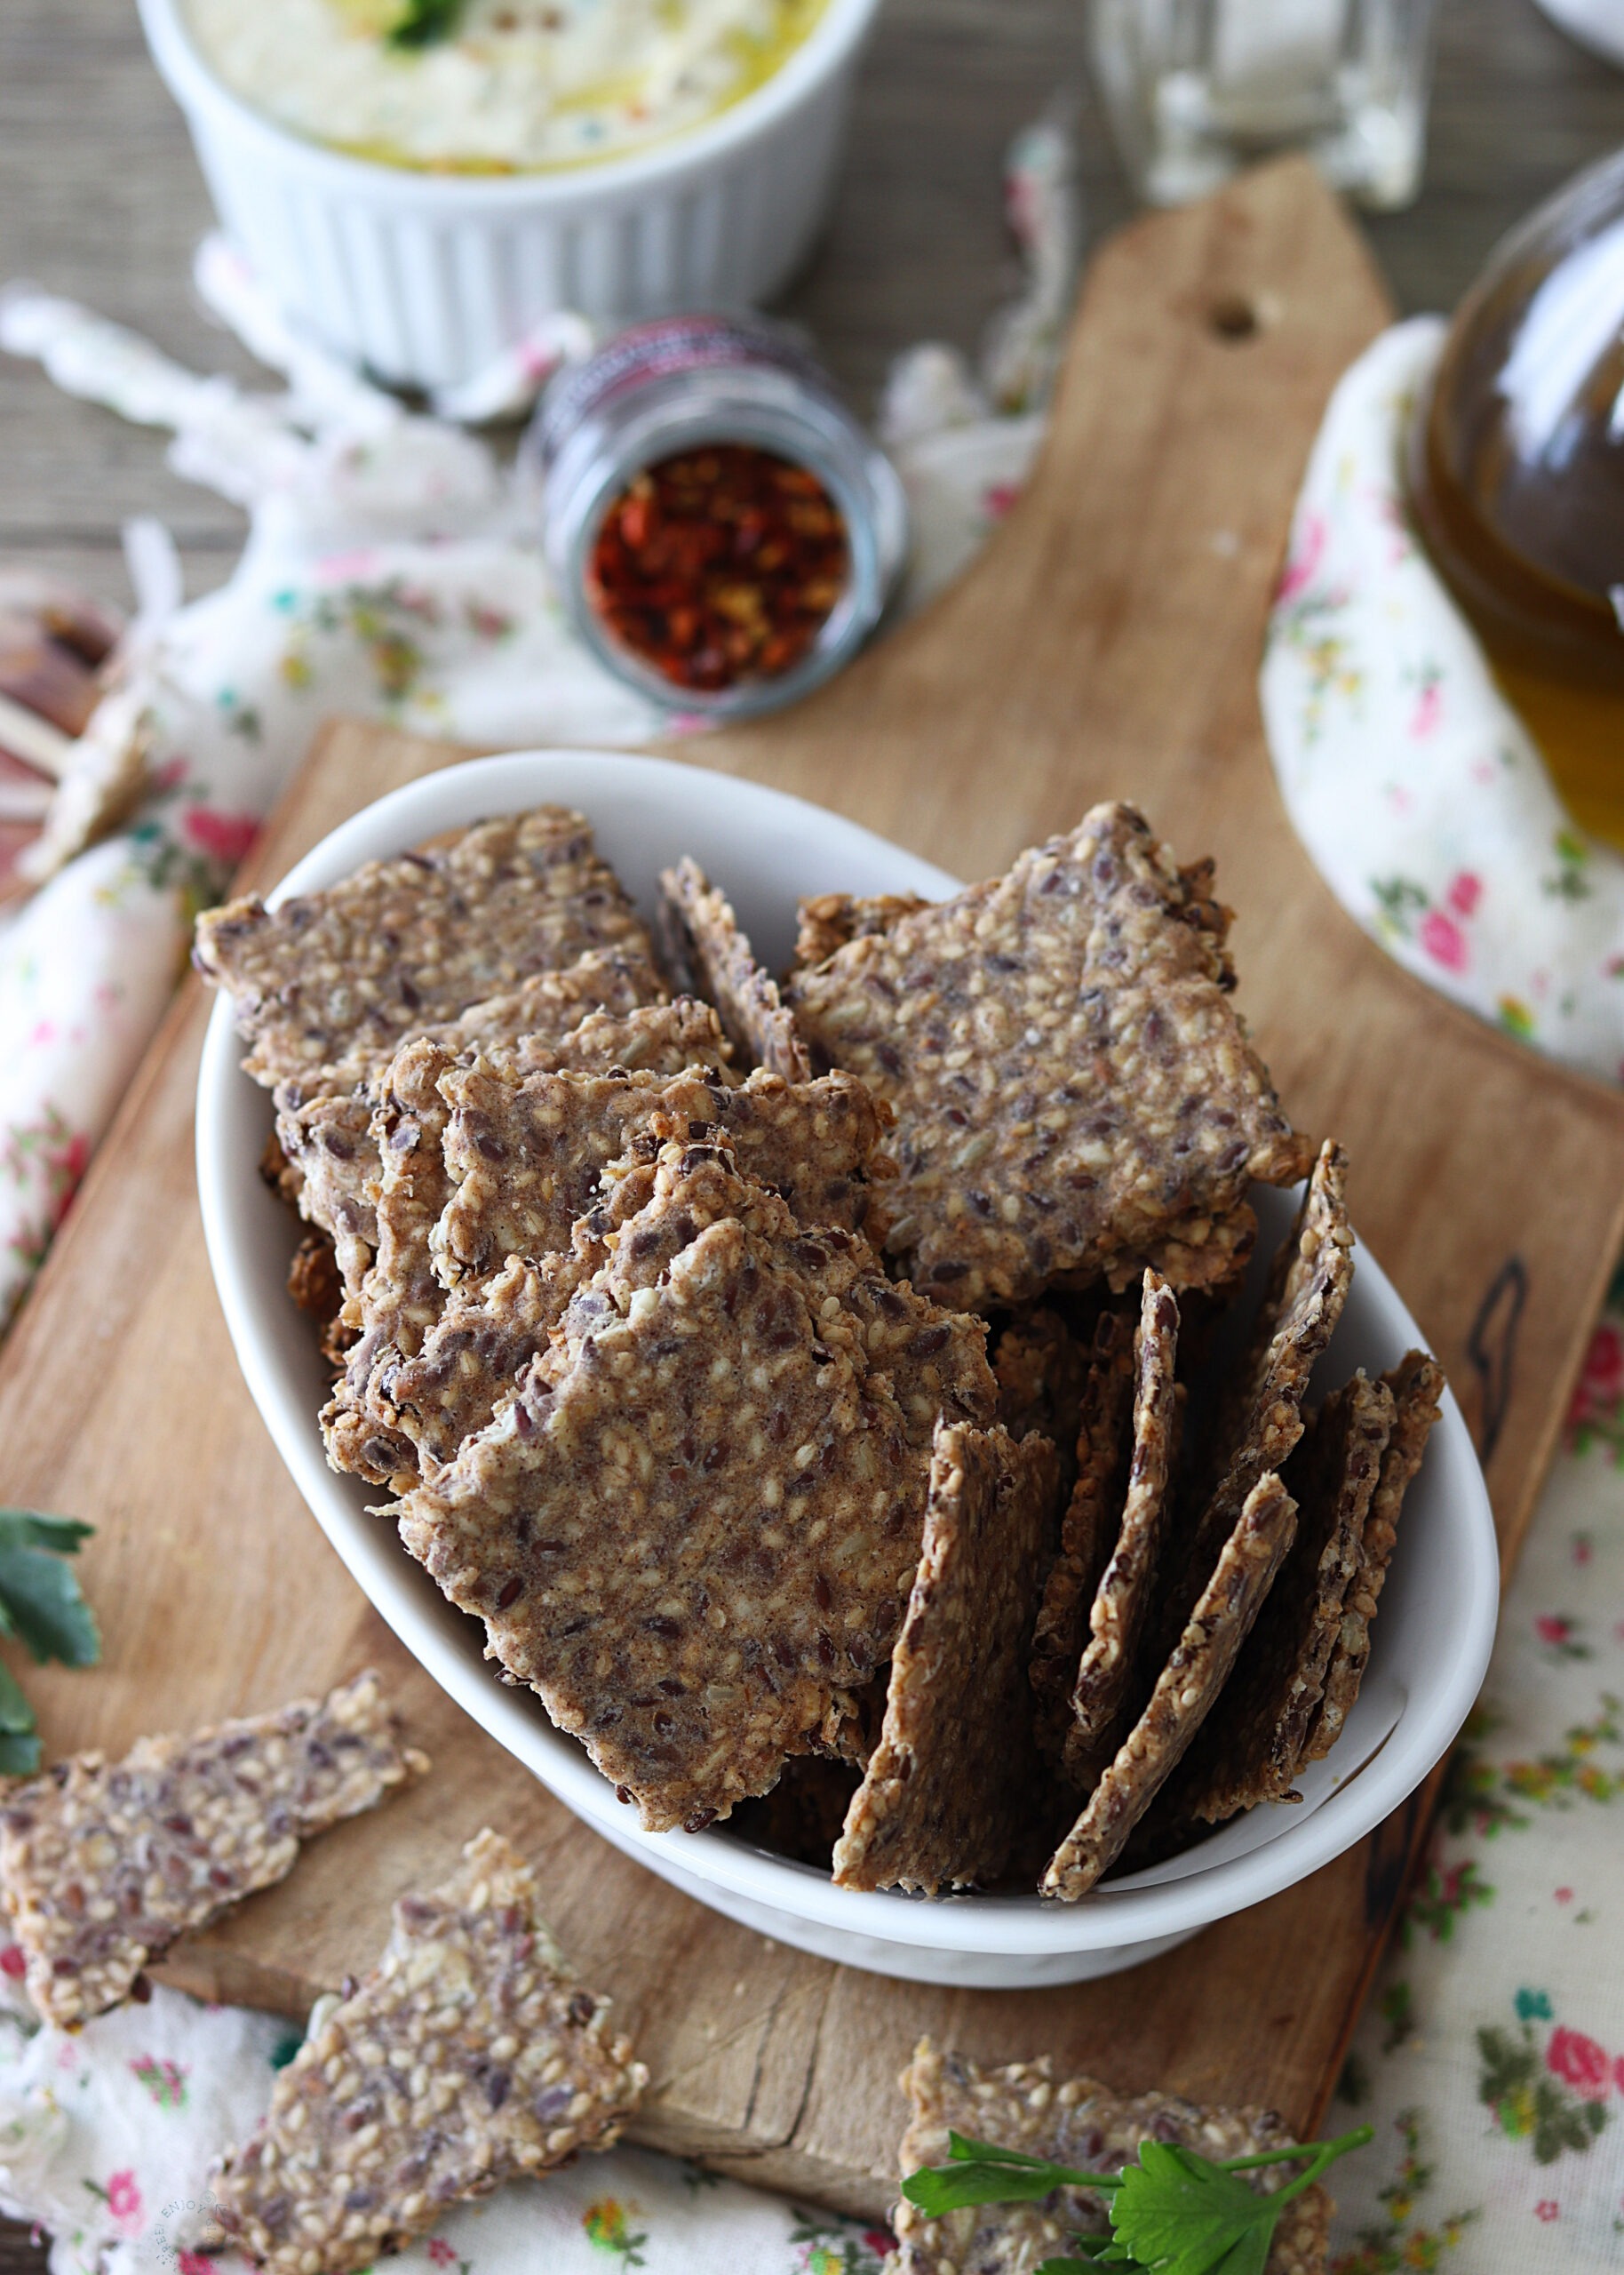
[902,2121,1373,2274]
[0,1512,101,1777]
[387,0,468,48]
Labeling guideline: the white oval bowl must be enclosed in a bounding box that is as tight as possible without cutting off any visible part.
[137,0,883,390]
[195,748,1501,1987]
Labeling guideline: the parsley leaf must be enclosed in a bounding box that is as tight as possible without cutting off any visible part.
[387,0,467,48]
[0,1512,101,1777]
[904,2122,1372,2275]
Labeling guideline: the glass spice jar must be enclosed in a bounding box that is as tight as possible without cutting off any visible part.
[530,314,908,719]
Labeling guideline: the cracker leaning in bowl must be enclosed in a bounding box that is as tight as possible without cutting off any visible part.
[197,798,1444,1897]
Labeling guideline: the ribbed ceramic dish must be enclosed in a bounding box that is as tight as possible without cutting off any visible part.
[137,0,883,391]
[195,749,1501,1986]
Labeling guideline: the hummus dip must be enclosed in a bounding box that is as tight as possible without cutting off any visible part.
[183,0,829,172]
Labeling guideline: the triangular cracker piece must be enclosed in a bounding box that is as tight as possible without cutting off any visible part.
[658,854,811,1080]
[888,2040,1333,2275]
[1042,1473,1297,1898]
[1158,1140,1355,1652]
[210,1831,645,2275]
[0,1672,426,2027]
[396,1149,993,1831]
[1303,1351,1444,1765]
[1060,1273,1183,1791]
[784,804,1311,1312]
[195,809,655,1093]
[832,1422,1060,1895]
[1027,1309,1135,1744]
[792,890,933,969]
[1161,1370,1396,1826]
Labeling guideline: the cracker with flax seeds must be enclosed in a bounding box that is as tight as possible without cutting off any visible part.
[1304,1352,1443,1765]
[658,854,811,1080]
[784,803,1311,1313]
[0,1672,426,2029]
[832,1422,1059,1895]
[888,2040,1333,2275]
[1059,1273,1183,1792]
[1027,1310,1135,1746]
[1160,1140,1355,1648]
[194,808,655,1093]
[274,950,671,1313]
[1164,1370,1396,1826]
[435,1059,892,1285]
[992,1305,1091,1505]
[792,890,933,969]
[322,1000,734,1485]
[209,1830,645,2275]
[1042,1472,1298,1898]
[394,1148,993,1831]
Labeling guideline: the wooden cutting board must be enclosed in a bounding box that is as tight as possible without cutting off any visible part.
[3,157,1622,2223]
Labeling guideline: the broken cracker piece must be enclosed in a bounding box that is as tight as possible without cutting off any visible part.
[833,1422,1059,1896]
[0,1672,426,2028]
[1170,1371,1396,1825]
[1060,1273,1183,1792]
[658,854,811,1081]
[1027,1311,1135,1738]
[784,803,1311,1312]
[888,2039,1333,2275]
[210,1830,644,2275]
[1043,1472,1298,1899]
[396,1151,991,1831]
[792,890,933,970]
[992,1305,1091,1500]
[194,809,654,1093]
[1303,1351,1443,1765]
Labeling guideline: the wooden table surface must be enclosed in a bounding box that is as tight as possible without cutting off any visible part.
[2,2,1624,2267]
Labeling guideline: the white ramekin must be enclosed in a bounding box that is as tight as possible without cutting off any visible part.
[136,0,884,392]
[195,748,1501,1989]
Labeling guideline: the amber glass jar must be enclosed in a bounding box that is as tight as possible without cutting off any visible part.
[1408,148,1624,844]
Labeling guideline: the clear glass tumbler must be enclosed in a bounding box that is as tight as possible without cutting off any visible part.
[1088,0,1437,212]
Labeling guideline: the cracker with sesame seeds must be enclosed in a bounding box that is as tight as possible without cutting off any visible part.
[1161,1370,1396,1826]
[194,809,656,1094]
[783,802,1311,1313]
[1160,1142,1355,1653]
[0,1672,426,2029]
[792,890,933,970]
[1057,1273,1184,1792]
[658,855,812,1080]
[832,1422,1059,1896]
[209,1829,645,2275]
[395,1148,993,1832]
[1043,1472,1298,1898]
[992,1305,1091,1501]
[435,1059,893,1286]
[1304,1352,1443,1766]
[1027,1310,1135,1747]
[888,2040,1333,2275]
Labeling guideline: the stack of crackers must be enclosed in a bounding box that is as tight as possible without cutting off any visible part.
[198,797,1442,1900]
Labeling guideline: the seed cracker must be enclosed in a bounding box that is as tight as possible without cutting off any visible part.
[1158,1140,1355,1658]
[1027,1310,1135,1744]
[992,1306,1091,1502]
[1042,1472,1298,1898]
[1059,1273,1183,1792]
[657,854,811,1080]
[833,1422,1060,1895]
[1303,1351,1444,1765]
[395,1150,992,1831]
[210,1829,645,2275]
[0,1672,426,2029]
[784,803,1312,1312]
[435,1059,892,1284]
[194,809,655,1093]
[792,890,933,970]
[888,2039,1333,2275]
[1167,1371,1397,1825]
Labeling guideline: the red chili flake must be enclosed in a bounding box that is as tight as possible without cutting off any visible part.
[587,443,850,692]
